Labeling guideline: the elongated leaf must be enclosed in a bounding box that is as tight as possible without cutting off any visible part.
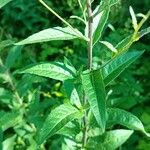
[19,62,75,81]
[37,104,83,145]
[102,51,144,85]
[0,111,22,131]
[0,0,12,9]
[64,79,82,108]
[137,26,150,39]
[90,0,119,45]
[5,46,22,69]
[107,108,150,136]
[100,41,118,53]
[81,69,106,132]
[129,6,138,30]
[97,129,133,149]
[93,6,110,45]
[15,26,85,45]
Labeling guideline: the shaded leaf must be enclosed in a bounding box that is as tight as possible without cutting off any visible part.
[107,108,150,136]
[5,46,22,69]
[81,69,106,132]
[15,26,85,45]
[36,104,83,145]
[0,40,14,51]
[18,62,75,81]
[102,51,144,85]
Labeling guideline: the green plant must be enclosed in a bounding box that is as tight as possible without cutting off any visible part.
[0,0,150,149]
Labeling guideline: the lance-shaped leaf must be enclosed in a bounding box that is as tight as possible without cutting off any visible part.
[18,62,75,81]
[97,129,133,149]
[102,51,144,85]
[36,104,83,145]
[81,69,106,132]
[0,0,12,8]
[129,6,138,30]
[15,26,85,45]
[89,0,119,45]
[107,108,150,137]
[100,41,118,53]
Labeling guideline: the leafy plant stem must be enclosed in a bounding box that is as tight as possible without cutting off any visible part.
[0,57,22,105]
[82,0,93,148]
[38,0,88,41]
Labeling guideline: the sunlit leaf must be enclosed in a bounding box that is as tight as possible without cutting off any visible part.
[0,0,12,9]
[129,6,138,30]
[15,26,85,45]
[100,41,118,53]
[107,108,150,137]
[36,104,83,145]
[18,62,75,81]
[81,69,106,132]
[97,129,133,149]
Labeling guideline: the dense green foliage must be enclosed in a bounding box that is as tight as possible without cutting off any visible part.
[0,0,150,149]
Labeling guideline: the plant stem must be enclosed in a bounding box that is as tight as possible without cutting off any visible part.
[0,57,22,105]
[82,0,93,148]
[39,0,88,41]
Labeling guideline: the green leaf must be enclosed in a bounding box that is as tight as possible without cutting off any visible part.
[36,104,83,145]
[97,129,133,149]
[0,0,12,9]
[107,108,150,137]
[0,40,14,51]
[15,26,84,45]
[100,41,118,53]
[93,6,110,45]
[102,51,144,85]
[110,0,120,6]
[129,6,138,30]
[5,46,22,69]
[64,79,82,108]
[81,69,106,132]
[136,26,150,39]
[0,111,22,131]
[18,62,75,81]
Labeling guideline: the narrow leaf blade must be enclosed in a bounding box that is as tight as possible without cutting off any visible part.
[18,62,75,81]
[15,26,84,45]
[36,104,83,145]
[81,69,106,132]
[102,51,144,85]
[0,0,12,9]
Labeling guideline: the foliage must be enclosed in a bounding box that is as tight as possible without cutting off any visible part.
[0,0,150,149]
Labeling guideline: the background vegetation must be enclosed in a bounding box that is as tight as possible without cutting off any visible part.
[0,0,150,149]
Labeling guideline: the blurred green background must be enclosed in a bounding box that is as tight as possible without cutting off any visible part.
[0,0,150,149]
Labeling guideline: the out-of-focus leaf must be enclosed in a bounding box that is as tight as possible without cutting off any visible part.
[0,111,22,131]
[18,62,75,81]
[81,69,106,132]
[5,46,22,69]
[97,129,133,149]
[0,128,2,150]
[0,0,13,9]
[102,51,144,85]
[36,104,83,145]
[15,26,85,45]
[2,135,16,150]
[107,108,150,137]
[0,40,14,51]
